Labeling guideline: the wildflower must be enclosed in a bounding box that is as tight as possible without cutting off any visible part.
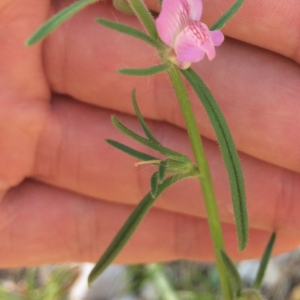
[156,0,224,69]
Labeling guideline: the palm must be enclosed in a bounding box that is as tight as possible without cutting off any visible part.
[0,0,300,267]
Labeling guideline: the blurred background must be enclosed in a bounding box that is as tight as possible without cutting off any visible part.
[1,248,300,300]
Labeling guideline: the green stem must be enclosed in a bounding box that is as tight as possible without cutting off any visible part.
[167,66,232,300]
[123,0,233,298]
[127,0,158,39]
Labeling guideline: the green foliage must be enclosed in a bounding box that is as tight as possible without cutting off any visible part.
[88,174,189,285]
[132,89,160,143]
[221,232,277,298]
[88,95,199,285]
[253,232,276,289]
[106,139,159,162]
[126,0,158,39]
[210,0,245,30]
[158,160,167,182]
[26,0,97,46]
[221,250,242,299]
[118,63,170,76]
[181,68,248,251]
[110,91,199,169]
[0,266,77,300]
[150,172,159,196]
[126,262,222,300]
[95,18,162,49]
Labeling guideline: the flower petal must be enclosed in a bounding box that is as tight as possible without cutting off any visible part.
[210,30,225,46]
[202,40,216,60]
[175,21,216,62]
[156,0,201,47]
[188,0,203,20]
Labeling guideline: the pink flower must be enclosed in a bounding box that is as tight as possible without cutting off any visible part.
[156,0,224,69]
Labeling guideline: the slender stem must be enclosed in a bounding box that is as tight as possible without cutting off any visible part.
[167,66,232,300]
[127,0,158,39]
[124,0,232,298]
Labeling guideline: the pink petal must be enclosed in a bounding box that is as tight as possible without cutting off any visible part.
[202,40,216,60]
[174,21,215,62]
[187,0,203,21]
[156,0,200,47]
[210,30,225,46]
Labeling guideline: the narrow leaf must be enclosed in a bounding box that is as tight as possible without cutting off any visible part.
[158,161,167,182]
[132,89,160,143]
[118,63,170,76]
[106,139,158,162]
[181,68,248,251]
[221,250,242,298]
[150,172,159,197]
[88,174,188,285]
[253,232,276,289]
[26,0,97,46]
[95,18,162,49]
[111,116,184,160]
[210,0,245,30]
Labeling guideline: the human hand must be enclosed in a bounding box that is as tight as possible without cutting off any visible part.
[0,0,299,268]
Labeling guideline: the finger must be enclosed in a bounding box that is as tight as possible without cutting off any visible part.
[0,179,298,267]
[0,0,48,91]
[200,0,300,62]
[44,2,300,173]
[0,0,50,188]
[33,95,300,240]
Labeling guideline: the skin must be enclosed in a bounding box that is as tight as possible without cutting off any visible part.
[0,0,300,268]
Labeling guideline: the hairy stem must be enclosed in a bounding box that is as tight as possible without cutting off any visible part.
[167,66,232,300]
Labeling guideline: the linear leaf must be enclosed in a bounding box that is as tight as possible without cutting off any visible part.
[111,116,184,160]
[88,174,188,285]
[118,63,170,76]
[221,250,242,298]
[253,232,276,289]
[106,139,158,162]
[181,68,248,251]
[132,89,160,143]
[26,0,97,46]
[96,18,162,49]
[210,0,245,30]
